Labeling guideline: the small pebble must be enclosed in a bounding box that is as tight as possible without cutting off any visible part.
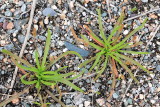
[66,98,71,104]
[113,93,119,99]
[21,4,26,12]
[42,8,57,16]
[101,12,107,17]
[38,35,46,41]
[141,0,148,3]
[139,94,144,99]
[5,10,12,17]
[150,100,156,104]
[127,98,133,105]
[3,21,8,29]
[18,35,25,43]
[4,44,14,50]
[44,17,49,24]
[156,65,160,71]
[0,18,5,22]
[6,22,14,30]
[123,30,129,35]
[84,101,90,107]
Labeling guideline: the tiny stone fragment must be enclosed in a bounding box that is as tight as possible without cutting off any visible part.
[42,8,57,16]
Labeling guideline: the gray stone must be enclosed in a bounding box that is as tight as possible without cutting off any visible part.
[42,8,57,16]
[108,25,113,30]
[1,4,7,10]
[18,1,24,6]
[4,44,14,50]
[38,35,46,41]
[150,87,155,93]
[0,18,5,22]
[0,55,4,60]
[127,98,133,104]
[156,33,160,38]
[66,99,71,104]
[156,65,160,71]
[80,68,88,73]
[141,0,148,3]
[113,93,119,98]
[21,102,30,107]
[113,7,118,12]
[5,10,12,17]
[14,20,21,30]
[18,35,25,43]
[64,41,90,57]
[101,12,107,17]
[0,47,3,51]
[21,4,26,12]
[95,83,101,88]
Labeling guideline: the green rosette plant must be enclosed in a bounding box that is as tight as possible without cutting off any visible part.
[72,9,152,83]
[2,29,84,92]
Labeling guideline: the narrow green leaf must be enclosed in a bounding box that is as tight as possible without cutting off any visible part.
[35,50,41,70]
[116,43,130,50]
[12,58,39,73]
[41,80,56,86]
[109,18,147,51]
[96,9,107,45]
[58,78,84,92]
[107,26,121,44]
[21,73,37,85]
[41,29,51,68]
[42,66,68,75]
[118,50,149,54]
[89,54,101,72]
[47,51,83,69]
[67,70,85,80]
[95,57,103,72]
[60,72,75,78]
[95,55,108,80]
[79,56,97,68]
[110,54,139,83]
[114,53,152,74]
[81,34,103,50]
[41,74,60,81]
[2,49,33,67]
[86,26,105,46]
[35,81,41,90]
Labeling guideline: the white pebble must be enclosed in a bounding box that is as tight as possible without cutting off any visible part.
[148,83,152,87]
[51,5,57,10]
[139,94,144,99]
[150,74,155,78]
[82,12,86,16]
[58,41,64,46]
[84,101,90,107]
[63,48,68,52]
[123,30,129,35]
[150,100,156,104]
[34,25,38,30]
[44,17,49,24]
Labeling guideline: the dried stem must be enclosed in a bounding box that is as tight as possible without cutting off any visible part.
[0,86,30,106]
[46,89,66,107]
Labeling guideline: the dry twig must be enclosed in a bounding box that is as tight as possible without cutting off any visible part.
[0,86,30,106]
[123,8,160,22]
[8,0,37,93]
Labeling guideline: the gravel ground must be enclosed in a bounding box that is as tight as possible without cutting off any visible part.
[0,0,160,107]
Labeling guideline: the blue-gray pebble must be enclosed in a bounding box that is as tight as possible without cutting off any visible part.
[156,65,160,71]
[64,41,89,57]
[42,8,57,16]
